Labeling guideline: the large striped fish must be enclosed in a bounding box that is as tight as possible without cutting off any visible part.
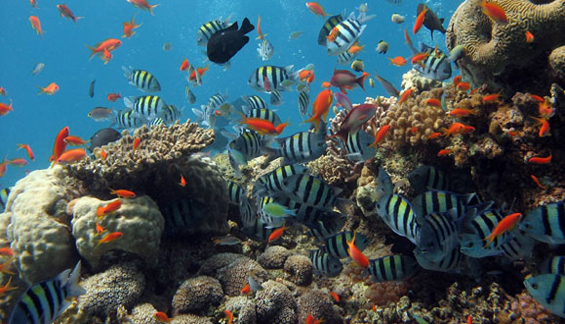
[253,164,309,197]
[310,249,343,277]
[265,122,327,165]
[318,13,343,46]
[364,255,419,283]
[122,66,161,92]
[326,12,374,56]
[524,274,565,318]
[460,209,512,258]
[408,165,450,195]
[520,201,565,244]
[196,16,232,46]
[248,65,298,93]
[376,193,419,244]
[415,209,468,263]
[322,231,369,259]
[411,190,476,219]
[124,95,168,122]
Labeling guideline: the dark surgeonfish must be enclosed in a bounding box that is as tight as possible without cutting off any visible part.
[417,4,446,41]
[207,17,255,66]
[88,128,122,152]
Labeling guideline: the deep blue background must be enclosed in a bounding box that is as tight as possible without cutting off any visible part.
[0,0,458,187]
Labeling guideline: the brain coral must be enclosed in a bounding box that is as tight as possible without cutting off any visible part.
[172,276,224,315]
[71,195,164,268]
[446,0,565,91]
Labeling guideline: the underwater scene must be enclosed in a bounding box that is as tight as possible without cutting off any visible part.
[2,0,565,323]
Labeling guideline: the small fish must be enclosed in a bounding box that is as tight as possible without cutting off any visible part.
[527,153,552,164]
[96,231,123,248]
[330,292,340,302]
[448,108,478,117]
[348,43,365,54]
[425,98,441,107]
[369,78,374,88]
[268,222,289,242]
[0,276,17,297]
[224,310,233,324]
[370,124,390,147]
[326,12,374,56]
[0,247,13,257]
[56,148,87,164]
[123,14,142,38]
[63,135,88,146]
[270,89,283,106]
[306,313,323,324]
[524,274,565,318]
[448,45,466,63]
[123,67,161,92]
[87,38,122,61]
[7,158,27,167]
[365,255,419,282]
[154,311,171,323]
[240,283,251,295]
[257,39,274,61]
[88,107,114,121]
[389,56,407,66]
[457,82,471,91]
[127,0,159,15]
[350,59,364,72]
[525,31,534,43]
[376,40,389,54]
[213,236,242,246]
[50,126,70,163]
[29,16,43,37]
[327,26,340,43]
[346,232,369,268]
[248,275,264,292]
[262,202,296,218]
[391,14,405,24]
[240,116,288,135]
[520,201,565,244]
[89,80,96,98]
[479,1,508,24]
[179,174,186,187]
[398,88,414,103]
[411,52,430,65]
[531,174,547,189]
[310,249,343,277]
[413,6,428,34]
[31,62,45,75]
[0,87,7,96]
[329,70,368,94]
[417,4,447,40]
[185,86,196,104]
[438,149,452,156]
[289,31,304,39]
[102,49,112,64]
[133,137,141,150]
[0,101,13,116]
[95,221,105,234]
[482,93,500,102]
[96,199,122,218]
[256,15,267,40]
[57,4,82,23]
[38,82,60,95]
[29,0,37,8]
[298,90,310,118]
[110,189,136,199]
[442,122,467,137]
[306,2,329,18]
[531,116,551,137]
[248,65,297,92]
[374,70,400,97]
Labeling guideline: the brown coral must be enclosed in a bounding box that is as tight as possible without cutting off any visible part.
[283,254,313,286]
[297,289,344,324]
[172,276,223,316]
[255,280,297,324]
[257,246,291,269]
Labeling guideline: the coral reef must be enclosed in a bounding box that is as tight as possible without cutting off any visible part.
[284,254,313,286]
[71,196,164,268]
[297,289,343,324]
[172,276,223,315]
[257,245,291,269]
[224,296,257,324]
[446,0,565,92]
[549,45,565,82]
[401,69,443,92]
[256,280,297,324]
[127,303,162,324]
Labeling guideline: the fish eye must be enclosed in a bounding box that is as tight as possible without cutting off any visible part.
[531,283,538,289]
[523,223,532,229]
[465,241,474,248]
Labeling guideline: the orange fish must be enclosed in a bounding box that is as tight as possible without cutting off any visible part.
[240,116,289,135]
[50,126,70,163]
[17,144,35,161]
[531,175,547,189]
[413,6,428,34]
[442,122,467,137]
[348,43,365,54]
[108,93,122,102]
[102,48,112,64]
[428,132,442,139]
[306,313,322,324]
[453,75,462,87]
[306,72,315,85]
[29,0,37,8]
[8,158,27,167]
[398,88,414,104]
[321,81,332,88]
[99,150,108,160]
[0,101,13,116]
[87,38,122,61]
[0,258,16,275]
[256,15,267,40]
[531,116,551,137]
[123,14,141,38]
[327,26,339,42]
[110,189,136,199]
[38,82,59,95]
[96,231,123,248]
[425,98,441,107]
[530,94,544,103]
[462,125,475,134]
[346,232,369,268]
[179,58,190,71]
[527,153,552,164]
[127,0,159,15]
[370,124,391,148]
[330,292,340,302]
[241,283,251,295]
[29,16,43,37]
[95,221,106,234]
[56,148,87,164]
[0,247,13,257]
[411,52,429,65]
[57,4,82,23]
[411,126,418,134]
[457,82,471,91]
[302,89,333,132]
[268,222,289,242]
[479,1,508,24]
[482,93,500,102]
[64,135,88,146]
[525,31,534,43]
[538,100,555,119]
[468,315,473,324]
[0,277,18,296]
[306,2,329,18]
[438,149,452,156]
[154,312,171,323]
[484,213,522,247]
[0,87,7,96]
[179,174,186,187]
[133,137,141,150]
[448,108,478,117]
[0,158,8,178]
[224,310,234,324]
[189,65,210,84]
[389,56,407,66]
[299,69,313,82]
[96,199,122,217]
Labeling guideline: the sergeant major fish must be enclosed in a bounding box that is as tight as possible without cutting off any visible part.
[122,66,161,92]
[196,16,232,46]
[264,122,327,165]
[310,249,343,277]
[364,255,419,282]
[326,11,375,56]
[124,95,168,121]
[322,231,369,259]
[318,13,344,46]
[248,65,298,93]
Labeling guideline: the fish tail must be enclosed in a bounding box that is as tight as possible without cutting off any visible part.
[149,4,160,16]
[357,72,369,91]
[240,17,255,35]
[63,261,86,297]
[86,45,98,61]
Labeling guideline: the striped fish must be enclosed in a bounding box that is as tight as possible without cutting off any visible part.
[1,187,10,212]
[326,12,373,56]
[309,249,343,277]
[270,90,283,106]
[241,217,274,242]
[520,201,565,244]
[227,180,246,205]
[499,230,536,261]
[268,123,327,165]
[408,165,449,195]
[415,210,461,263]
[376,193,419,244]
[411,190,475,219]
[318,14,344,46]
[244,107,281,126]
[208,93,228,110]
[344,129,376,162]
[258,196,292,228]
[248,65,297,93]
[228,130,266,176]
[160,198,209,236]
[365,255,419,283]
[253,164,309,197]
[124,95,167,121]
[298,89,310,119]
[122,66,161,92]
[149,117,165,128]
[406,43,452,81]
[112,109,145,129]
[414,245,464,273]
[460,209,510,258]
[239,196,257,229]
[196,16,231,46]
[185,86,196,104]
[9,262,85,324]
[524,274,565,318]
[281,173,341,209]
[274,195,339,226]
[322,231,369,259]
[308,212,347,242]
[337,50,359,65]
[161,105,181,125]
[243,95,268,110]
[540,256,565,276]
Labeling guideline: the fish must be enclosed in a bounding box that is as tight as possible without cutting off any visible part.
[268,222,289,242]
[207,18,254,66]
[483,212,522,248]
[326,12,374,56]
[0,188,11,212]
[415,45,452,81]
[448,45,466,64]
[154,312,171,323]
[127,0,159,15]
[57,4,82,23]
[520,201,565,244]
[56,149,87,164]
[329,70,368,93]
[196,16,232,46]
[87,38,122,61]
[182,87,195,105]
[253,164,309,197]
[417,4,447,40]
[303,89,333,131]
[259,198,294,228]
[376,40,389,54]
[107,93,122,102]
[346,232,369,268]
[391,14,405,24]
[270,90,283,106]
[88,128,121,152]
[540,256,565,276]
[248,65,297,92]
[322,231,369,259]
[38,82,59,95]
[280,173,343,209]
[289,31,304,39]
[331,103,377,140]
[8,262,85,324]
[187,64,210,86]
[527,153,552,164]
[244,107,281,126]
[122,67,161,92]
[89,80,95,98]
[49,126,70,163]
[318,14,344,46]
[333,92,353,111]
[110,189,136,199]
[337,51,359,65]
[298,90,310,119]
[374,70,400,97]
[531,116,551,137]
[389,56,407,66]
[0,101,13,116]
[8,158,27,167]
[306,313,322,324]
[29,16,43,37]
[64,135,88,147]
[330,292,340,302]
[413,6,427,34]
[460,209,513,258]
[376,192,419,244]
[479,1,508,24]
[525,31,535,43]
[239,116,288,135]
[310,249,343,277]
[31,63,45,75]
[414,245,464,273]
[370,124,390,147]
[123,14,141,38]
[243,95,269,110]
[213,236,242,246]
[179,175,186,187]
[161,105,181,125]
[531,174,548,190]
[0,247,13,257]
[416,210,464,263]
[17,144,35,161]
[348,43,365,54]
[524,274,565,318]
[350,59,364,72]
[96,231,123,247]
[224,310,233,324]
[343,129,377,162]
[257,38,274,61]
[306,2,329,18]
[113,109,145,129]
[96,199,122,218]
[265,122,327,165]
[29,0,37,8]
[124,95,167,121]
[364,255,419,282]
[408,165,449,195]
[227,130,268,176]
[411,190,476,219]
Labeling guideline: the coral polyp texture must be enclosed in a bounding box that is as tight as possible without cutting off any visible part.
[446,0,565,92]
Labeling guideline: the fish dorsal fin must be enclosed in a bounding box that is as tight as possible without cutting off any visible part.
[226,22,238,31]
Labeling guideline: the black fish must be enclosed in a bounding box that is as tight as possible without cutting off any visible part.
[207,18,254,65]
[88,128,121,152]
[89,79,95,98]
[417,4,446,41]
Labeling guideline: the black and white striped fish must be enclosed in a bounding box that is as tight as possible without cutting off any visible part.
[406,43,452,81]
[112,109,145,129]
[281,173,342,209]
[460,209,511,258]
[298,89,310,119]
[416,210,463,263]
[253,164,309,197]
[185,86,196,104]
[524,274,565,318]
[257,196,292,228]
[124,95,167,121]
[365,255,419,283]
[499,230,536,261]
[326,12,374,56]
[196,16,231,46]
[243,95,269,110]
[318,14,344,46]
[270,90,283,106]
[266,122,327,165]
[149,117,165,128]
[161,104,181,125]
[322,231,369,259]
[337,50,359,65]
[243,107,281,126]
[310,249,343,277]
[343,129,376,162]
[248,65,297,93]
[9,262,85,324]
[239,196,258,229]
[227,180,246,205]
[227,129,267,176]
[520,201,565,244]
[308,213,347,243]
[122,66,161,92]
[540,256,565,276]
[411,190,475,220]
[208,93,228,110]
[376,193,419,244]
[408,165,449,195]
[414,245,464,273]
[241,217,274,242]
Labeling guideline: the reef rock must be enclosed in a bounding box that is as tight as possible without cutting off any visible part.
[172,276,224,315]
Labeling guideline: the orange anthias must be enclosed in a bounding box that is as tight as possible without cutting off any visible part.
[96,231,123,248]
[256,15,267,40]
[110,189,136,199]
[50,126,70,163]
[38,82,59,95]
[154,311,171,323]
[442,122,467,137]
[64,135,88,146]
[0,277,18,297]
[411,52,429,65]
[330,292,340,302]
[57,4,82,23]
[127,0,160,15]
[18,144,35,160]
[484,213,522,247]
[369,125,390,148]
[189,65,210,84]
[346,232,369,268]
[133,137,141,150]
[389,56,407,66]
[327,26,339,42]
[306,313,323,324]
[179,174,186,187]
[305,2,329,18]
[479,1,508,24]
[531,116,551,137]
[0,101,13,116]
[29,16,43,37]
[240,283,251,295]
[525,31,534,43]
[425,98,441,107]
[96,199,122,217]
[302,89,333,132]
[108,93,122,102]
[448,108,478,117]
[224,310,234,324]
[531,175,547,189]
[268,222,289,242]
[413,6,428,34]
[123,14,141,38]
[56,148,87,165]
[240,116,289,135]
[0,247,14,257]
[87,38,122,60]
[527,153,552,164]
[179,58,190,71]
[398,88,414,104]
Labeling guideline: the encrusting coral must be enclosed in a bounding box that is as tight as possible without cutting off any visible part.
[172,276,224,316]
[256,280,298,324]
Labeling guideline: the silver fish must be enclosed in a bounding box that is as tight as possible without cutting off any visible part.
[31,62,45,75]
[257,39,274,61]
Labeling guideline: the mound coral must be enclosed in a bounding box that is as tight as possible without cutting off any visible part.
[257,245,291,269]
[297,288,343,324]
[172,276,223,315]
[256,280,298,324]
[284,254,313,286]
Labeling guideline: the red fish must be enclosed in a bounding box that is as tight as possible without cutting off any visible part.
[527,153,552,164]
[484,213,522,247]
[442,122,466,137]
[413,6,428,34]
[330,292,340,302]
[479,1,508,24]
[0,247,14,257]
[0,158,8,178]
[0,259,16,275]
[241,116,289,135]
[154,312,171,323]
[538,100,555,119]
[530,94,544,103]
[256,15,267,40]
[107,93,122,102]
[411,52,429,65]
[457,82,471,91]
[0,101,13,116]
[482,93,500,102]
[268,222,289,242]
[330,70,368,94]
[428,132,442,139]
[321,81,331,88]
[95,221,106,234]
[531,116,551,137]
[525,31,534,43]
[56,148,87,164]
[448,108,478,117]
[98,150,108,160]
[370,125,391,148]
[188,65,210,84]
[64,135,88,146]
[330,103,377,140]
[306,313,323,324]
[179,58,190,71]
[110,189,136,199]
[346,232,369,268]
[17,144,35,161]
[29,16,43,37]
[303,89,333,132]
[38,82,59,95]
[96,199,122,217]
[133,137,141,150]
[437,149,452,156]
[0,87,7,96]
[224,310,233,324]
[8,158,28,167]
[123,14,141,38]
[127,0,159,15]
[96,231,123,248]
[57,4,82,23]
[327,26,339,42]
[0,277,18,296]
[425,98,441,107]
[306,2,329,18]
[50,126,70,163]
[87,38,122,61]
[453,75,462,87]
[531,175,547,189]
[241,283,251,295]
[102,48,112,64]
[389,56,407,66]
[348,43,365,54]
[398,88,414,104]
[179,174,186,187]
[29,0,37,8]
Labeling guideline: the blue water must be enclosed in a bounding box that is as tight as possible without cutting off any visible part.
[0,0,458,187]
